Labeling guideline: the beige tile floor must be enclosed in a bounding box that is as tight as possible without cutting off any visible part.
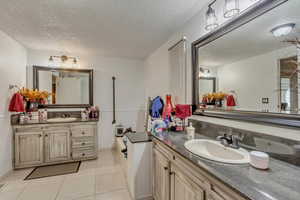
[0,149,132,200]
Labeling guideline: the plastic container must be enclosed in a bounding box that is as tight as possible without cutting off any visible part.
[250,151,269,170]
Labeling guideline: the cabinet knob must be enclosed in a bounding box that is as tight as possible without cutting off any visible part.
[170,171,175,175]
[39,134,42,137]
[82,132,85,135]
[164,167,168,170]
[81,142,86,146]
[82,153,86,156]
[45,134,48,137]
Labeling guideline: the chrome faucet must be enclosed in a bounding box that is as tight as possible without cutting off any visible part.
[216,131,243,149]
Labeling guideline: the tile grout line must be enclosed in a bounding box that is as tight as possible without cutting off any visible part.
[54,176,67,200]
[15,182,28,200]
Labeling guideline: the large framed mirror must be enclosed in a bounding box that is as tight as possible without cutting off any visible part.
[192,0,300,127]
[33,66,93,108]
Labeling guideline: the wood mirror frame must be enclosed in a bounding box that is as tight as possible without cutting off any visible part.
[190,0,300,128]
[33,66,94,108]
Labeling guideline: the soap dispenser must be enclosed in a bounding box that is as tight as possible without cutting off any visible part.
[186,122,195,139]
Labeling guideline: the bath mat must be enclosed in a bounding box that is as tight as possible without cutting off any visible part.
[24,161,81,180]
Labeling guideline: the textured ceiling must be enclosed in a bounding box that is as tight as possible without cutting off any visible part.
[0,0,209,59]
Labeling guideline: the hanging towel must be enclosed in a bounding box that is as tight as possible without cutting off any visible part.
[151,96,164,118]
[9,93,25,112]
[175,104,191,119]
[226,95,236,107]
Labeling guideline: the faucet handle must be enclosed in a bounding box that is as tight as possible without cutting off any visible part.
[230,135,242,149]
[216,133,227,141]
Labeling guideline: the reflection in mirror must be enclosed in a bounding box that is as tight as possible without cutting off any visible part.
[34,67,93,107]
[199,77,216,104]
[280,56,298,112]
[196,0,300,114]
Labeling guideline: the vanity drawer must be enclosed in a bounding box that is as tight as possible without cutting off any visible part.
[72,138,95,148]
[72,148,96,159]
[14,126,43,132]
[71,127,94,137]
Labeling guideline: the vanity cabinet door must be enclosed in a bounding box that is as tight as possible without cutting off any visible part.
[15,131,44,167]
[45,130,70,163]
[170,165,205,200]
[153,148,170,200]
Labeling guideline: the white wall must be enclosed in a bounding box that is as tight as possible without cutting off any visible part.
[27,49,146,149]
[144,0,257,102]
[218,46,296,112]
[0,30,27,177]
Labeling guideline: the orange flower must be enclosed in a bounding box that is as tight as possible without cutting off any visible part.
[18,88,51,101]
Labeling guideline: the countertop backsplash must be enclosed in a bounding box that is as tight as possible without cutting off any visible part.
[189,119,300,167]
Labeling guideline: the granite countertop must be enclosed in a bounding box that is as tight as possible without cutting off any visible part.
[152,131,300,200]
[126,132,152,143]
[12,118,99,126]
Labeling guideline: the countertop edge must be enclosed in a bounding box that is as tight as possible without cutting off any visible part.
[12,119,99,127]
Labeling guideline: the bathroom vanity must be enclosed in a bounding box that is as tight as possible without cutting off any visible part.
[11,66,99,169]
[152,136,246,200]
[152,130,300,200]
[12,120,98,169]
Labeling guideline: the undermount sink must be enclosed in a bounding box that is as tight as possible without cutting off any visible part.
[184,139,250,164]
[47,117,78,123]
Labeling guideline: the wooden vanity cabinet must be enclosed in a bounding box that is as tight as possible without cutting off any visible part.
[15,131,44,167]
[153,148,170,200]
[152,138,247,200]
[13,122,98,169]
[170,164,205,200]
[44,129,70,163]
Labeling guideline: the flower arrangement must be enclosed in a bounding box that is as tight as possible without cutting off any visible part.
[202,92,227,107]
[19,88,51,103]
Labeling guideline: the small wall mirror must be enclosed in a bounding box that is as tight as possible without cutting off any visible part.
[33,66,93,108]
[199,77,216,103]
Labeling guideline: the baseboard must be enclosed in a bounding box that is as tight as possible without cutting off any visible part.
[136,196,153,200]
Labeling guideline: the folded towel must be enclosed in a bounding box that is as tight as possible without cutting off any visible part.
[9,93,25,112]
[175,104,191,119]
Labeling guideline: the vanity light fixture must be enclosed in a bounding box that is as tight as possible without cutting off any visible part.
[205,0,219,31]
[224,0,240,18]
[48,55,79,67]
[271,23,296,37]
[199,67,211,77]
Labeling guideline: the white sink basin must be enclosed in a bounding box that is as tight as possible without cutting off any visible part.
[184,139,250,164]
[47,117,78,123]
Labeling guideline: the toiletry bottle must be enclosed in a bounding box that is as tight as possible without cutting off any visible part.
[44,109,48,120]
[20,113,25,123]
[186,122,195,139]
[81,109,86,119]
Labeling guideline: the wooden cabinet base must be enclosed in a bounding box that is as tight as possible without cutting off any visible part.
[13,122,98,169]
[152,138,247,200]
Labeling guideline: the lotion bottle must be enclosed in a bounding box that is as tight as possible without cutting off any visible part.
[186,122,195,139]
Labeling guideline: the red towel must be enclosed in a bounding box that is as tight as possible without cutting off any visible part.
[175,104,191,119]
[226,95,236,107]
[9,93,25,112]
